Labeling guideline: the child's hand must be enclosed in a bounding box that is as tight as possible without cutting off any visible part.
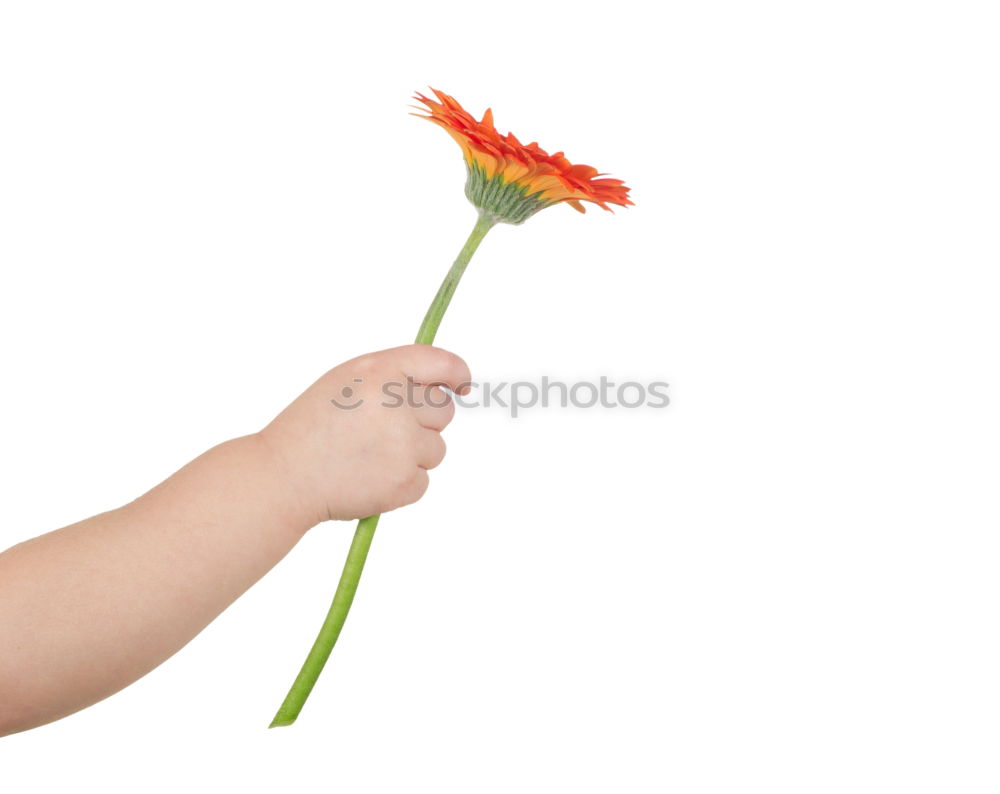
[259,345,471,527]
[0,344,471,736]
[0,345,471,734]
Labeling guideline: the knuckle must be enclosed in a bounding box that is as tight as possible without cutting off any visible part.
[410,470,429,499]
[352,353,380,377]
[433,436,447,464]
[389,466,417,492]
[449,352,471,380]
[423,435,446,469]
[391,470,427,508]
[448,351,472,379]
[427,346,463,372]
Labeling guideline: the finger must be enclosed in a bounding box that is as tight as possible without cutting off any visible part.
[413,386,456,430]
[391,344,472,395]
[399,468,430,507]
[416,429,446,470]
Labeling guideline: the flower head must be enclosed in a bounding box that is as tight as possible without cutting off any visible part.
[414,88,633,225]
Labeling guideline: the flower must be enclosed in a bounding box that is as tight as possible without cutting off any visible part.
[414,88,633,225]
[272,89,634,728]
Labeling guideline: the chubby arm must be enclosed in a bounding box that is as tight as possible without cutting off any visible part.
[0,345,470,736]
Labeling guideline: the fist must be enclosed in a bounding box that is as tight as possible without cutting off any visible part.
[259,345,471,526]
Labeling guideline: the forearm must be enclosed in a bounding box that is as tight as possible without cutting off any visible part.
[0,433,310,736]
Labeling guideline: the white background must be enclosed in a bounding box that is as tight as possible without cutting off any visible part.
[1,1,998,792]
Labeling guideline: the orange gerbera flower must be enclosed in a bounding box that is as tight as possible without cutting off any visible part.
[414,88,632,224]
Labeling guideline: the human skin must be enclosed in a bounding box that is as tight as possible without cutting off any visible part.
[0,344,471,737]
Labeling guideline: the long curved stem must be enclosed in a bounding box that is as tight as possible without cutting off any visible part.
[414,212,495,344]
[270,212,496,727]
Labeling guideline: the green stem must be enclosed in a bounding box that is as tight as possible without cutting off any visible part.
[414,213,495,344]
[269,212,496,728]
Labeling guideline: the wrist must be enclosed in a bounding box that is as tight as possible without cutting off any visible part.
[250,430,320,536]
